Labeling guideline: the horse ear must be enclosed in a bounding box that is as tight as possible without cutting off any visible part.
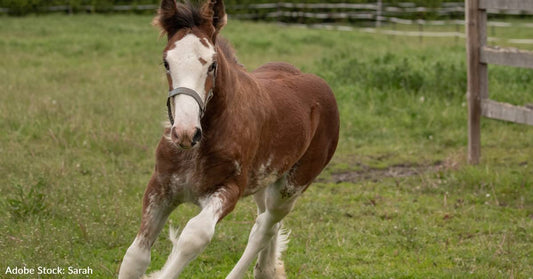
[201,0,227,41]
[153,0,179,37]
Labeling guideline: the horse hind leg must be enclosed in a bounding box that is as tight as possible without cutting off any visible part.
[253,223,291,279]
[227,176,301,279]
[251,147,330,279]
[252,189,291,279]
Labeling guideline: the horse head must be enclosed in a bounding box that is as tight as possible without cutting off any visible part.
[154,0,226,149]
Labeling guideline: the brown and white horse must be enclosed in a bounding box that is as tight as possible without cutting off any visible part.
[118,0,339,278]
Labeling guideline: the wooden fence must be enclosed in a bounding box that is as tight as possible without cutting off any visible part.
[466,0,533,164]
[3,2,533,25]
[228,2,533,27]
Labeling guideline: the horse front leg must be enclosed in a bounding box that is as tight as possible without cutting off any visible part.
[119,175,177,279]
[147,185,240,279]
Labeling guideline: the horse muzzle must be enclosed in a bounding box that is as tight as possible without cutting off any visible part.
[171,126,202,149]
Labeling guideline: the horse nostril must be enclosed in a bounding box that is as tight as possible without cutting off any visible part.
[191,128,202,146]
[172,127,179,140]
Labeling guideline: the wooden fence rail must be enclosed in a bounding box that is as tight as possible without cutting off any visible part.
[466,0,533,164]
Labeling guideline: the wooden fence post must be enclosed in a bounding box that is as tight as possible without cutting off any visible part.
[466,0,487,164]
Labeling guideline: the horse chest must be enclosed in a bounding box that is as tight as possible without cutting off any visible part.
[167,167,200,201]
[166,155,236,200]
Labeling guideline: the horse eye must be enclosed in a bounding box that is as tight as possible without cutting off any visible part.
[208,62,217,73]
[163,61,170,71]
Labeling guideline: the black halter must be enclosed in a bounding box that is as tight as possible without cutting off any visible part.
[166,63,217,125]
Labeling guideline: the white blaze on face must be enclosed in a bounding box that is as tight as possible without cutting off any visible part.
[166,34,215,129]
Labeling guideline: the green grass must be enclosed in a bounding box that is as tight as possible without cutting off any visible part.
[1,15,532,278]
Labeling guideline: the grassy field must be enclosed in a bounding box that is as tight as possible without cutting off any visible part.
[1,15,532,278]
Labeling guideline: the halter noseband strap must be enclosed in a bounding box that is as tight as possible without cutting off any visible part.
[169,87,206,114]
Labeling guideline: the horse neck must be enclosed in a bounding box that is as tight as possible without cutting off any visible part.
[202,45,261,126]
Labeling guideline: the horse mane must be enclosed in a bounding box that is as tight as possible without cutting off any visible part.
[216,37,241,66]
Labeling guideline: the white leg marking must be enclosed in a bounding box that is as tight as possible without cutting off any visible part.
[274,226,290,279]
[227,178,299,279]
[253,189,266,214]
[146,194,224,279]
[253,189,290,279]
[119,237,151,279]
[253,224,291,279]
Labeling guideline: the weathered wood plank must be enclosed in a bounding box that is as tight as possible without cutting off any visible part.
[480,0,533,11]
[481,46,533,69]
[482,100,533,125]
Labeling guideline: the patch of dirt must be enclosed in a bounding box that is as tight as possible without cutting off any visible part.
[322,161,446,184]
